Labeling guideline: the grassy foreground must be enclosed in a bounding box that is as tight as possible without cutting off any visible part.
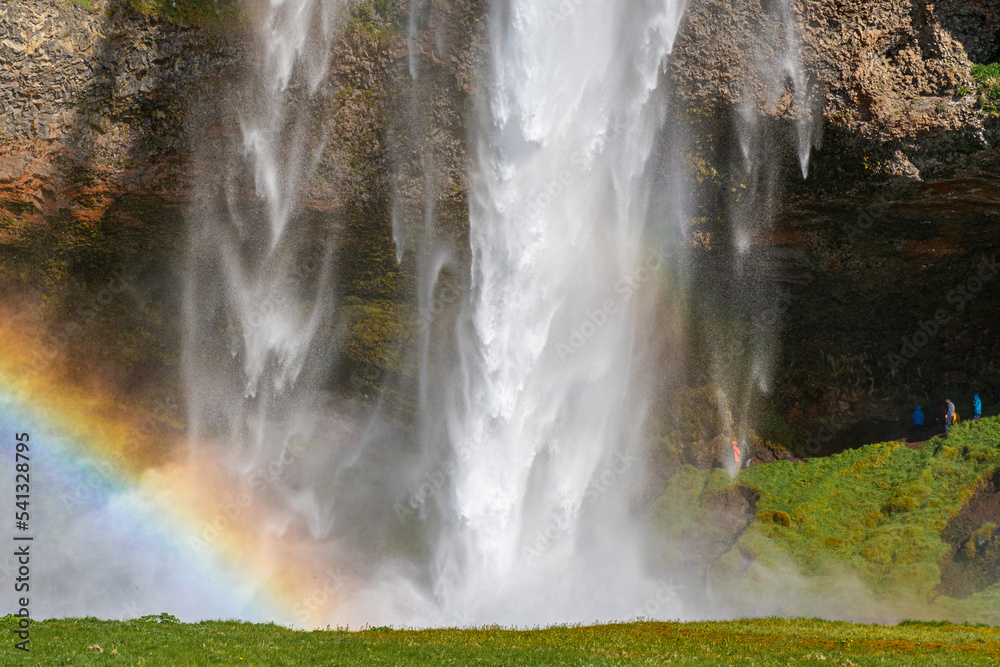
[1,616,998,665]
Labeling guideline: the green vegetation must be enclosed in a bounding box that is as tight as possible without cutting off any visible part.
[123,0,242,27]
[342,298,413,375]
[351,0,401,31]
[972,63,1000,83]
[968,62,1000,113]
[120,0,396,30]
[4,424,992,664]
[2,616,999,665]
[650,416,1000,625]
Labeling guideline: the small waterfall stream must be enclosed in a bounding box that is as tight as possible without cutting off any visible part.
[711,0,818,466]
[183,0,338,471]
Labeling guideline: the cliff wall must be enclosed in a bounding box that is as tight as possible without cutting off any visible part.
[0,0,997,450]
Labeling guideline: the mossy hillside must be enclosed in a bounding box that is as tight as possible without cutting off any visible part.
[2,615,999,665]
[649,416,1000,623]
[648,466,755,578]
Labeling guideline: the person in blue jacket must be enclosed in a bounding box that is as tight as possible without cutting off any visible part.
[912,405,924,436]
[973,393,982,421]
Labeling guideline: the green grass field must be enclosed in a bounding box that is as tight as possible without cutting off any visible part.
[1,616,998,665]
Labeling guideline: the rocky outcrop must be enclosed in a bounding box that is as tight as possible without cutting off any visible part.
[936,469,1000,599]
[0,0,242,191]
[0,1,235,139]
[670,0,1000,172]
[936,0,1000,63]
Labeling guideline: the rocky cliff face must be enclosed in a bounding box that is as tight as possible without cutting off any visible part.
[662,0,1000,455]
[0,0,997,452]
[0,0,240,207]
[0,0,246,404]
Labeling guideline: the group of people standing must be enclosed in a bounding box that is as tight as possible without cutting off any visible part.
[912,393,984,437]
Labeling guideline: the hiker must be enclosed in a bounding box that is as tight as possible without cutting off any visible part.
[973,393,982,421]
[945,398,955,434]
[912,405,924,437]
[732,440,741,467]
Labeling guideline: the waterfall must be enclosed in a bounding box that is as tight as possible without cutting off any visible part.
[173,0,818,627]
[753,0,818,178]
[417,0,690,624]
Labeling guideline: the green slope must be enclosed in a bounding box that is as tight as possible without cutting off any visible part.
[649,416,1000,624]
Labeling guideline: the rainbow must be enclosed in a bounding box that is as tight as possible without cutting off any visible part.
[0,311,347,626]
